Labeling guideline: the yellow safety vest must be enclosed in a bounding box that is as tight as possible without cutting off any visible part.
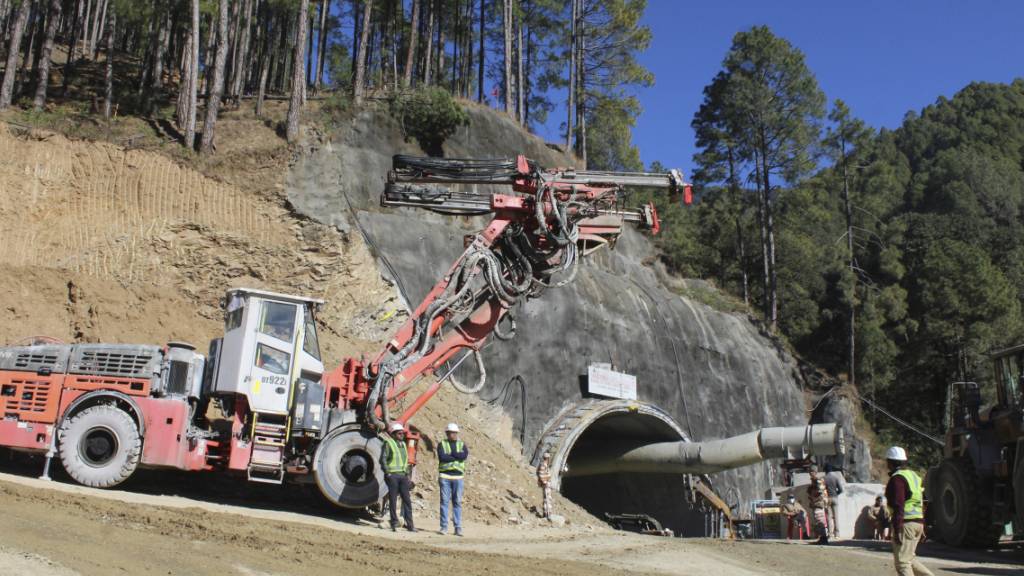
[383,436,409,475]
[438,440,466,475]
[888,468,924,521]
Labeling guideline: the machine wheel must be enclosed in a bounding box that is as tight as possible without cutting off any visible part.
[313,426,387,509]
[58,404,141,488]
[933,458,1001,548]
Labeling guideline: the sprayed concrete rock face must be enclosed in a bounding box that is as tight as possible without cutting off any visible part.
[287,104,809,534]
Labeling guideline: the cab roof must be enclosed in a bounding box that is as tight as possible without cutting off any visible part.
[226,287,325,306]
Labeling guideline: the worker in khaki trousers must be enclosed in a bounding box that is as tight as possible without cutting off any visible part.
[537,452,553,518]
[884,446,934,576]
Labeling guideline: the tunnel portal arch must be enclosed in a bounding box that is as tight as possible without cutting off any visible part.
[532,399,714,536]
[532,399,689,490]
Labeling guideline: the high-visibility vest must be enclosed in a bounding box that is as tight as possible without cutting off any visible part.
[888,469,924,520]
[383,435,409,474]
[438,440,466,475]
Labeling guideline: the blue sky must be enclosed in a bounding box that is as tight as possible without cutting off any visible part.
[323,1,1022,176]
[534,0,1024,176]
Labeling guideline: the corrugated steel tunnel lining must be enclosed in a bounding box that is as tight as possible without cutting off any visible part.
[536,400,843,536]
[535,400,711,536]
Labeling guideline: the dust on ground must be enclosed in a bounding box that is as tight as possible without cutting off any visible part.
[1,471,1020,576]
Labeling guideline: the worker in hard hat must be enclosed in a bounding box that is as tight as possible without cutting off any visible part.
[437,422,469,536]
[537,452,553,519]
[382,421,415,532]
[884,446,934,576]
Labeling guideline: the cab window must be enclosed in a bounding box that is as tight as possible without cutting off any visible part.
[255,344,290,375]
[259,301,296,342]
[302,307,321,360]
[225,295,245,331]
[1003,353,1023,407]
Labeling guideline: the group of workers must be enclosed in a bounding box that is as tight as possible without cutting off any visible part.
[781,463,846,543]
[381,423,932,576]
[379,420,556,536]
[780,446,933,576]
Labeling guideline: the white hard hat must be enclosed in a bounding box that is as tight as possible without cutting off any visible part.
[445,422,460,433]
[885,446,907,461]
[388,421,405,433]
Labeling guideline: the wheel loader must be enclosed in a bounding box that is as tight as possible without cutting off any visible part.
[927,344,1024,547]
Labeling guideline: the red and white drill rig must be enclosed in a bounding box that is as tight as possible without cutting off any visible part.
[0,155,691,508]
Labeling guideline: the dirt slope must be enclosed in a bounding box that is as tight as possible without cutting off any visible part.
[0,119,592,527]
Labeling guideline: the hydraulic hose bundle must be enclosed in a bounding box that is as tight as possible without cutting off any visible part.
[391,154,538,183]
[359,154,689,430]
[363,177,589,428]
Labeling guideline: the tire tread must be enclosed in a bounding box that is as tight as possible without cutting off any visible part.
[57,404,141,488]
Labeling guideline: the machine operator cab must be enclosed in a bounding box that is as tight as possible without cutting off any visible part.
[989,345,1024,442]
[208,288,326,434]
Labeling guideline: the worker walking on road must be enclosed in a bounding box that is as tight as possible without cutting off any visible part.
[807,466,830,544]
[537,452,553,518]
[824,463,846,539]
[382,421,415,532]
[884,446,934,576]
[438,422,468,536]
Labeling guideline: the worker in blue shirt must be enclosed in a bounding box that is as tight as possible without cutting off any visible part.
[437,422,469,536]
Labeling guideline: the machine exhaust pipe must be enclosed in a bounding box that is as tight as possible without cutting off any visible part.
[563,423,844,477]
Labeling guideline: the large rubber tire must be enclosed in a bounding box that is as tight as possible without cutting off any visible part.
[932,458,1002,548]
[313,426,387,509]
[58,404,141,488]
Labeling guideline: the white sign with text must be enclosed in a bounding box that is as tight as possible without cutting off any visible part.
[587,364,637,400]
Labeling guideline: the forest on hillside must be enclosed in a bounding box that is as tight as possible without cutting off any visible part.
[650,26,1024,459]
[0,0,651,157]
[2,0,1022,462]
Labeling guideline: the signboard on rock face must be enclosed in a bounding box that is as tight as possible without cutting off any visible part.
[587,364,637,400]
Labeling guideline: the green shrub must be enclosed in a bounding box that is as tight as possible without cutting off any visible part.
[318,90,353,131]
[323,90,352,117]
[390,87,469,155]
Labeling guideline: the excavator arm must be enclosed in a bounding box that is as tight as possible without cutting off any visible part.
[323,155,691,432]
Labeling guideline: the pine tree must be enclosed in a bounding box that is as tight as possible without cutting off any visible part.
[201,0,230,154]
[824,99,872,386]
[30,0,60,110]
[0,0,30,110]
[287,0,310,143]
[696,26,825,332]
[353,0,372,103]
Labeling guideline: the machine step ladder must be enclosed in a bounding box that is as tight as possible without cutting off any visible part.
[248,412,289,484]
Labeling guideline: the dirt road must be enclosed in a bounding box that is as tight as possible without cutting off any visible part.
[0,469,1019,576]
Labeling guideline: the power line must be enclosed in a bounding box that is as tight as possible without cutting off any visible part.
[852,390,944,446]
[808,386,944,446]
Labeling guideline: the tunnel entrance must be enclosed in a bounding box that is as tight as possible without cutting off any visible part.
[535,400,715,537]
